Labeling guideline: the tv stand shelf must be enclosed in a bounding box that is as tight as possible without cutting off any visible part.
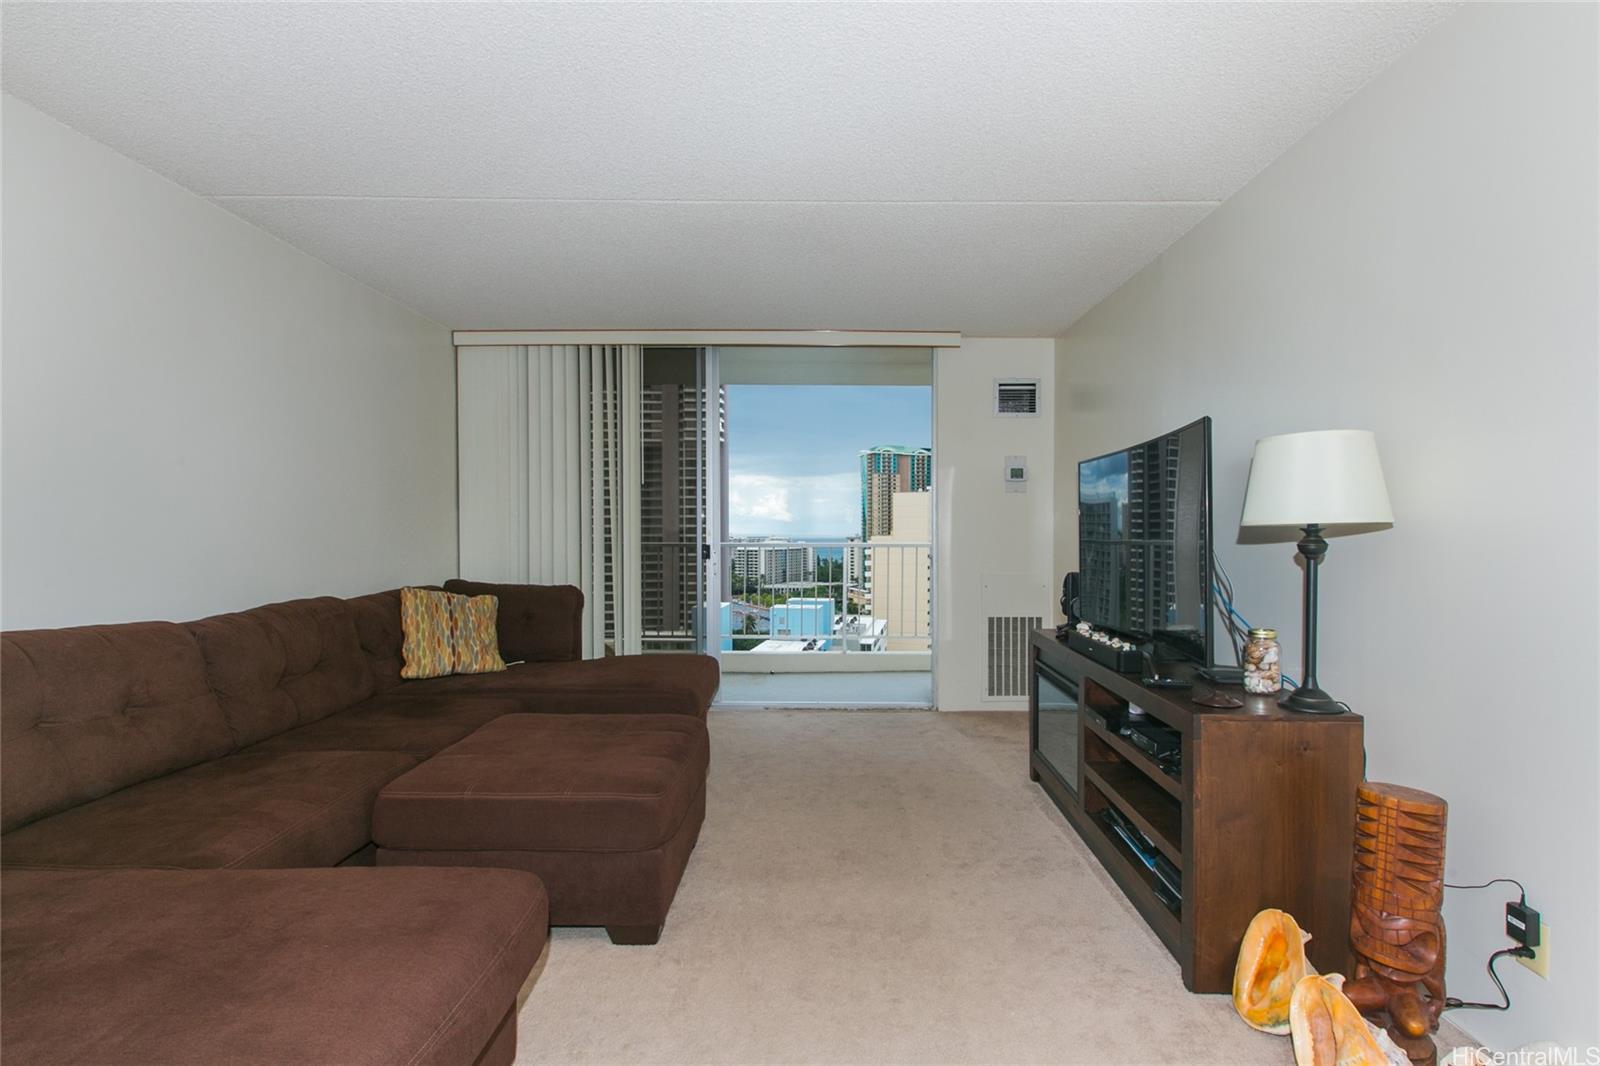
[1029,629,1364,993]
[1082,713,1182,800]
[1083,761,1182,866]
[1087,806,1183,949]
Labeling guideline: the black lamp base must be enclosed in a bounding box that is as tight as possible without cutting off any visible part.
[1278,685,1346,715]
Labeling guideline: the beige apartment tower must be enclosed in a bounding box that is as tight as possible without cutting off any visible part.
[868,491,932,651]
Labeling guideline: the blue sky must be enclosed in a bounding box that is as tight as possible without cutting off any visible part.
[727,385,932,537]
[1078,453,1128,504]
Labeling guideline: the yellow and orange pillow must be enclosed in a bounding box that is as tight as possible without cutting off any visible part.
[400,587,507,679]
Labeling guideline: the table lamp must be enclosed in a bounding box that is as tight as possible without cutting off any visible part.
[1240,429,1394,714]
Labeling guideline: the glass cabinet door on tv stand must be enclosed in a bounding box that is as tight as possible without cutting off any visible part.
[1032,660,1080,797]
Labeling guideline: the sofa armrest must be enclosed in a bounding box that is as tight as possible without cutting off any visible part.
[443,580,584,663]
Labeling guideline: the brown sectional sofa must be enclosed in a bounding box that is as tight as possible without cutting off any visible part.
[3,866,547,1066]
[0,581,719,1065]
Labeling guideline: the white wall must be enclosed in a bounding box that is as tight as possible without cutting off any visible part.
[2,94,457,628]
[935,338,1055,711]
[1052,5,1598,1049]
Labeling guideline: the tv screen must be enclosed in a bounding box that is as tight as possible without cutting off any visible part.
[1077,417,1212,665]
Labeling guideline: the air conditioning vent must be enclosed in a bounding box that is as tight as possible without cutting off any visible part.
[986,615,1041,698]
[995,379,1040,416]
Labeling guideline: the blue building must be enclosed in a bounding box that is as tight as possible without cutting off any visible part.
[768,598,835,649]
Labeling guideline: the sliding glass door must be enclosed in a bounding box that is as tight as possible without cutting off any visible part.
[707,347,935,707]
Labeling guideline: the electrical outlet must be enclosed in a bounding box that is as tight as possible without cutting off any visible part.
[1516,920,1551,979]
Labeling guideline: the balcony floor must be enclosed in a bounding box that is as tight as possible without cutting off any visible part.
[715,670,932,709]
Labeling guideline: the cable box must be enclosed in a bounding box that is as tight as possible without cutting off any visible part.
[1122,719,1180,760]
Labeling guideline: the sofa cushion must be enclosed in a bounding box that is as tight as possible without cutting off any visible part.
[347,588,407,692]
[0,866,547,1066]
[1,750,414,870]
[0,623,233,833]
[244,693,521,759]
[414,654,720,719]
[188,596,377,748]
[443,579,583,663]
[373,713,709,853]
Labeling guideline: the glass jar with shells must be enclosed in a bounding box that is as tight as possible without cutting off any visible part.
[1243,628,1282,694]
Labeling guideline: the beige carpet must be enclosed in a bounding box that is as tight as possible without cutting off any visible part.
[514,710,1292,1065]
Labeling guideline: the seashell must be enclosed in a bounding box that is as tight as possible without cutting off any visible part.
[1289,974,1391,1066]
[1233,909,1313,1034]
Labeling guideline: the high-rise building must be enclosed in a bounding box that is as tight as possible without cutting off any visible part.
[859,445,932,539]
[729,538,816,586]
[1127,435,1180,635]
[1078,497,1121,626]
[868,491,932,651]
[640,371,727,652]
[842,536,866,583]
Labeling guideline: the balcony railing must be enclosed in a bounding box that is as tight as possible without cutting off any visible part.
[640,539,932,656]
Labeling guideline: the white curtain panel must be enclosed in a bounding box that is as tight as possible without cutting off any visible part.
[457,346,530,582]
[457,344,642,657]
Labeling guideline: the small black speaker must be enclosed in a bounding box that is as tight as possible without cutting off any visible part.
[1060,572,1080,624]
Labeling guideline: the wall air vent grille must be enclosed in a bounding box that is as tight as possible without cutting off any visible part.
[987,615,1041,698]
[994,379,1040,416]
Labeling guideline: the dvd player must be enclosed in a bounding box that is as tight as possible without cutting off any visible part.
[1121,719,1180,760]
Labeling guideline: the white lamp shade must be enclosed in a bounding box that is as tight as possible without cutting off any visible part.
[1240,429,1394,533]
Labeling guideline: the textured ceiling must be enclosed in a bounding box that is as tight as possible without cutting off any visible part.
[1,2,1454,334]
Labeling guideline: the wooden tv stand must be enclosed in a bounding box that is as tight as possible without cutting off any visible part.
[1029,629,1363,993]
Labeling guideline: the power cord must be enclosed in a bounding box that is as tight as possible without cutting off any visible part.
[1211,554,1245,667]
[1210,553,1300,689]
[1445,877,1526,901]
[1210,552,1360,767]
[1443,947,1534,1012]
[1441,879,1533,1013]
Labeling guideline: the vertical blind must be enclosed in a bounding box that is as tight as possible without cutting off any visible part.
[457,344,642,657]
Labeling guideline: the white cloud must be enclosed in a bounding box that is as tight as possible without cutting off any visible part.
[729,474,793,524]
[729,472,857,536]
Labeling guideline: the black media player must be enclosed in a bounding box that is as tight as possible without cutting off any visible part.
[1121,719,1180,760]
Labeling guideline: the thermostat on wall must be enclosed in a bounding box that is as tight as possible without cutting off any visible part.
[1004,455,1028,493]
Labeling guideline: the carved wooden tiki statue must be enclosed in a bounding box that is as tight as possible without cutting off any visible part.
[1343,781,1448,1066]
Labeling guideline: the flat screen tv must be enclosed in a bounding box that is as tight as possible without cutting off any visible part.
[1077,417,1213,667]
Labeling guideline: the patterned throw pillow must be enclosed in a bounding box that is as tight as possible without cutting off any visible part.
[450,593,507,675]
[400,587,455,679]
